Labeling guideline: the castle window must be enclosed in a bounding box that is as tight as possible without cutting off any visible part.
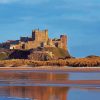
[41,42,44,47]
[55,42,58,47]
[22,44,25,49]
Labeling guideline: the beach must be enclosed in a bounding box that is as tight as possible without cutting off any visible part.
[0,66,100,72]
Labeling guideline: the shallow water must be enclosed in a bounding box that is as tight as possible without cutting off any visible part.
[0,69,100,100]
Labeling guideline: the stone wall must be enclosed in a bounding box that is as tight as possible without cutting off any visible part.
[60,35,67,50]
[9,29,68,51]
[32,29,48,43]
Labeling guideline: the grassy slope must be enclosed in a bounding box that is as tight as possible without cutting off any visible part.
[0,47,71,60]
[44,47,70,58]
[0,52,9,60]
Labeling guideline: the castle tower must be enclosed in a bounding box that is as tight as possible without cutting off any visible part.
[48,38,54,47]
[32,29,39,41]
[32,29,48,43]
[60,35,67,50]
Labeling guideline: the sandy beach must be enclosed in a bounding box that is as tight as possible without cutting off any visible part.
[0,66,100,72]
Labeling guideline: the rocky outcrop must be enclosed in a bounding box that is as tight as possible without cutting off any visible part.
[8,49,54,61]
[28,51,54,61]
[9,50,31,59]
[3,47,71,61]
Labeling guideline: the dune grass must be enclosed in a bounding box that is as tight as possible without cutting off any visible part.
[0,57,100,67]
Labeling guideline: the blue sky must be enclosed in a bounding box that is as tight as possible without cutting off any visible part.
[0,0,100,57]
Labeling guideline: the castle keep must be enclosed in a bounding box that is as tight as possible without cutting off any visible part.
[7,29,67,50]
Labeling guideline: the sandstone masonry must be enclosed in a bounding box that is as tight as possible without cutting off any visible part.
[3,29,67,50]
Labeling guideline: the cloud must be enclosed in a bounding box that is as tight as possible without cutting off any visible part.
[0,0,49,4]
[23,0,49,4]
[0,0,17,4]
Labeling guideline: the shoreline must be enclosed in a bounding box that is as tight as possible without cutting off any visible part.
[0,57,100,67]
[0,66,100,72]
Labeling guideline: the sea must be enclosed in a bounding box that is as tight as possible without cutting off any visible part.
[0,68,100,100]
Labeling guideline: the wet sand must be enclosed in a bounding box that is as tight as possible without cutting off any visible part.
[0,66,100,72]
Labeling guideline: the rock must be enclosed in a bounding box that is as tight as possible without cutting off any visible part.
[86,55,100,58]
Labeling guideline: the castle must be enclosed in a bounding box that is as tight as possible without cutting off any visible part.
[9,29,67,50]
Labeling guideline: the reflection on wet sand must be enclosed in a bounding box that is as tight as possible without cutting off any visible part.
[0,71,100,100]
[0,86,69,100]
[0,71,69,100]
[0,71,68,81]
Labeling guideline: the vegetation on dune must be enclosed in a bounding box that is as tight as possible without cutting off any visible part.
[0,52,9,60]
[0,57,100,67]
[67,57,100,67]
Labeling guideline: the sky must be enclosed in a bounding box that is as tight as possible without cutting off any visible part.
[0,0,100,57]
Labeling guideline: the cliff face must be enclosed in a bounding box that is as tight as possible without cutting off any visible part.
[28,51,53,61]
[8,50,31,59]
[28,47,71,60]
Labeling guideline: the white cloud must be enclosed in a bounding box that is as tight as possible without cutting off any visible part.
[0,0,17,4]
[0,0,49,4]
[23,0,49,4]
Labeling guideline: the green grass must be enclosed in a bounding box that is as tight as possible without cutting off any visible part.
[0,52,9,60]
[44,47,70,58]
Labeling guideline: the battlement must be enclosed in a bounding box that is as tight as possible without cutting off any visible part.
[32,29,48,33]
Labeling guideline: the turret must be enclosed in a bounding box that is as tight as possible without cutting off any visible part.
[60,35,67,50]
[32,29,48,42]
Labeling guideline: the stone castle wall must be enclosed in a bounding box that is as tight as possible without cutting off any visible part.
[32,30,48,43]
[9,29,67,50]
[60,35,67,50]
